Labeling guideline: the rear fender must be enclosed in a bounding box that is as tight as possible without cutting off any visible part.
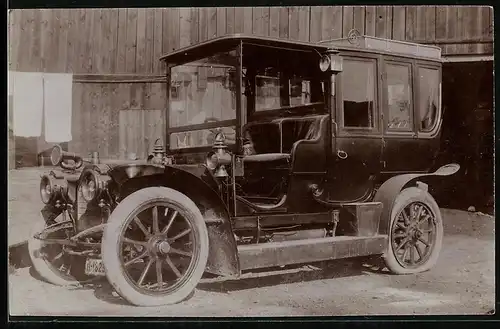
[113,165,240,277]
[374,164,460,235]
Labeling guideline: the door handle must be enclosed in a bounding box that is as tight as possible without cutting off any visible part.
[331,120,338,136]
[337,149,348,159]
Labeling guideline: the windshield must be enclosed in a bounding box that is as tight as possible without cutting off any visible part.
[169,49,238,149]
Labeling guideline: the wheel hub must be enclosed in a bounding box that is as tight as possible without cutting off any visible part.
[157,240,171,254]
[408,227,422,240]
[147,236,171,256]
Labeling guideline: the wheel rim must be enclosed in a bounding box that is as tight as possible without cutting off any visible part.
[118,201,199,296]
[390,201,437,269]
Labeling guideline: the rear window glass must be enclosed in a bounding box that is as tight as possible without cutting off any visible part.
[418,67,440,132]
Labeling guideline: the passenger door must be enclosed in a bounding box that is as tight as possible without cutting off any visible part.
[414,63,443,171]
[381,59,424,176]
[327,55,383,202]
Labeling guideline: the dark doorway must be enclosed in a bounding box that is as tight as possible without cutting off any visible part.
[431,61,493,213]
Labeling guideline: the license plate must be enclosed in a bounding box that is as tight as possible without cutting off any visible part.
[84,258,106,276]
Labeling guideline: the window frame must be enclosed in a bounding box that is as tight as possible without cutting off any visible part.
[253,73,320,112]
[337,55,380,135]
[254,74,281,111]
[165,45,242,152]
[382,59,415,136]
[415,62,442,138]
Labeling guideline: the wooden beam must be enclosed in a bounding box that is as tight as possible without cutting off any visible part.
[365,6,376,36]
[72,73,167,83]
[152,9,163,73]
[269,7,280,38]
[342,6,354,38]
[353,6,366,36]
[411,37,493,45]
[279,7,289,39]
[442,54,493,62]
[309,6,322,42]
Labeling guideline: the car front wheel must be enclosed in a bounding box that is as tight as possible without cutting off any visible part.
[384,187,443,275]
[101,187,209,306]
[28,216,95,286]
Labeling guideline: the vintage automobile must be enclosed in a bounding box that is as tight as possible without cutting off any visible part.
[28,32,459,306]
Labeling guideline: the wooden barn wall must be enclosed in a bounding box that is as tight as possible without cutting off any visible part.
[8,6,493,160]
[71,82,167,160]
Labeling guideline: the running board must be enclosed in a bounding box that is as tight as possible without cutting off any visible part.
[237,235,387,271]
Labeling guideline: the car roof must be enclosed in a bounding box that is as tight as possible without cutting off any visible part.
[159,33,441,64]
[159,34,335,63]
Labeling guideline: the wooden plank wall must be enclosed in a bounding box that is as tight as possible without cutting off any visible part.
[8,6,494,160]
[9,6,493,76]
[71,82,167,158]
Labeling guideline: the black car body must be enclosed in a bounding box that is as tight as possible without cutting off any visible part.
[29,34,459,306]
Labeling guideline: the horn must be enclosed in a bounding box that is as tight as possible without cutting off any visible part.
[50,145,83,170]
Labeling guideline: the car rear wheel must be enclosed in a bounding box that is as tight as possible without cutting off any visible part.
[28,217,95,286]
[101,187,209,306]
[384,187,443,275]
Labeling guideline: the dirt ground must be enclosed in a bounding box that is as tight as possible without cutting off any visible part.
[8,168,496,316]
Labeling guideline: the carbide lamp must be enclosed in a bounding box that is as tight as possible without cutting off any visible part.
[81,169,99,202]
[40,175,53,204]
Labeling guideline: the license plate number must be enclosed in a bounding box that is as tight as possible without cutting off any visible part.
[84,258,106,276]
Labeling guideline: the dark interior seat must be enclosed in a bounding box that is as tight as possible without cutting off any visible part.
[242,115,323,161]
[281,118,321,153]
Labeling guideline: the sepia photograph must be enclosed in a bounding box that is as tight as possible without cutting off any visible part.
[7,5,494,317]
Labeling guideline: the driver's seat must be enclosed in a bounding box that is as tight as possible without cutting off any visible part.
[237,115,327,212]
[242,115,324,164]
[289,115,328,173]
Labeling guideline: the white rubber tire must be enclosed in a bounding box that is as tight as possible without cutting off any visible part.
[28,218,91,286]
[101,187,209,306]
[384,187,443,275]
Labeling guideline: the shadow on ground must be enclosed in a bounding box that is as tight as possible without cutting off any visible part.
[10,207,493,307]
[197,257,387,294]
[23,256,386,306]
[9,242,30,269]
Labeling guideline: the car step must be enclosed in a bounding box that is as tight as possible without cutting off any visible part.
[237,235,387,271]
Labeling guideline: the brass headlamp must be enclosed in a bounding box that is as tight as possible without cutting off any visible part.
[39,173,67,204]
[79,169,110,202]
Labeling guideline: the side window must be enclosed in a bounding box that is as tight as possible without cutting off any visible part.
[289,78,311,106]
[386,63,412,131]
[342,59,376,128]
[255,74,316,111]
[418,67,440,132]
[255,74,281,111]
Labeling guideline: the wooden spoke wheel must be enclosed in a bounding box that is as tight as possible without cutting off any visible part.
[28,216,95,286]
[384,187,443,274]
[101,187,208,306]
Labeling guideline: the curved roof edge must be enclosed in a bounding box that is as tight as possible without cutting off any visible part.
[159,34,333,62]
[159,33,442,63]
[320,35,442,60]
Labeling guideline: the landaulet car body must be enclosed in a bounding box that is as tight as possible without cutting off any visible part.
[28,33,458,306]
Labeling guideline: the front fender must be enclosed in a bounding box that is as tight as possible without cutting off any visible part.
[108,164,240,277]
[374,163,460,235]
